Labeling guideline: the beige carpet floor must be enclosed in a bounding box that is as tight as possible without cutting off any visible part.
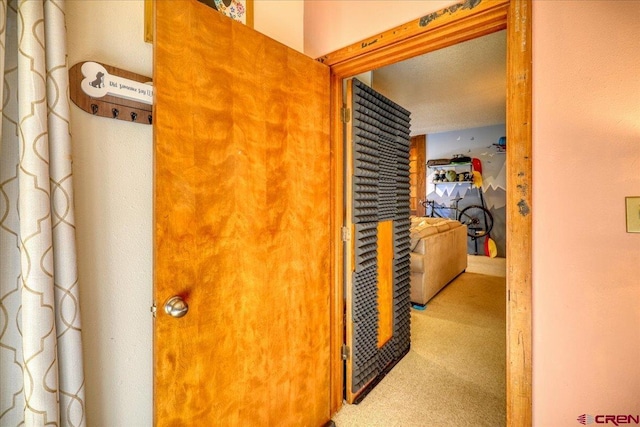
[333,272,506,427]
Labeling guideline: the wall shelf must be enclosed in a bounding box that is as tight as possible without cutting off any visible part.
[428,162,473,186]
[427,162,472,169]
[432,181,473,185]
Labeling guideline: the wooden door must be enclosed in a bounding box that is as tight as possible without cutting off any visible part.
[153,1,331,425]
[343,78,412,403]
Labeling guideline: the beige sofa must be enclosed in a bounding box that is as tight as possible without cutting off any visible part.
[409,216,468,306]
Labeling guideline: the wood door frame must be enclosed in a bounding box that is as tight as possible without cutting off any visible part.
[410,135,427,217]
[325,0,532,424]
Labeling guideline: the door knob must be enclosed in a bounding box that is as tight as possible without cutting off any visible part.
[164,296,189,318]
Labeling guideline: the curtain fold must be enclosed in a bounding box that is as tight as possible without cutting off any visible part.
[0,0,86,425]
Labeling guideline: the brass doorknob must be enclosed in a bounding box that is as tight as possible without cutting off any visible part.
[164,296,189,318]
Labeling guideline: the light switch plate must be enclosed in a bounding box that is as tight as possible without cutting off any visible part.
[625,197,640,233]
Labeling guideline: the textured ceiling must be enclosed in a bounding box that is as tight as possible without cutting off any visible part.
[372,30,506,136]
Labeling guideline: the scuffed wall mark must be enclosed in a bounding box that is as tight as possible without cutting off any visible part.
[514,1,528,53]
[420,0,482,27]
[517,183,528,197]
[517,199,530,217]
[517,172,525,177]
[361,39,378,49]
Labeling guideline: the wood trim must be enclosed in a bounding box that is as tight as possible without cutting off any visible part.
[410,135,427,217]
[326,0,532,423]
[144,0,153,43]
[245,0,254,28]
[506,0,533,425]
[342,79,356,404]
[329,72,345,415]
[318,0,509,67]
[327,2,508,78]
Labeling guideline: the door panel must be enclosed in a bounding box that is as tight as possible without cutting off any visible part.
[344,78,412,403]
[153,1,331,425]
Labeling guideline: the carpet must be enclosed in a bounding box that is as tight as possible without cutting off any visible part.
[333,272,506,427]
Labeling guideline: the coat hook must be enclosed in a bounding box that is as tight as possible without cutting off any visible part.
[112,108,119,119]
[91,104,98,115]
[131,112,138,122]
[148,114,152,125]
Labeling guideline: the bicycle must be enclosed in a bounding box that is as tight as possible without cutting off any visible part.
[421,198,494,239]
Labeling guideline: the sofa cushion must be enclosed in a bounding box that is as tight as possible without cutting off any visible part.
[435,222,453,232]
[420,217,448,225]
[410,218,464,254]
[448,221,462,229]
[411,223,439,239]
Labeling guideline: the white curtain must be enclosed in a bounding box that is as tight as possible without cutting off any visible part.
[0,0,86,425]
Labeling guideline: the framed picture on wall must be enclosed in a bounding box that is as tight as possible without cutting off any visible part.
[198,0,254,27]
[144,0,254,43]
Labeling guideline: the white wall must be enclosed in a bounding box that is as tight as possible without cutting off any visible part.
[67,2,153,426]
[66,1,304,425]
[531,1,640,424]
[255,0,304,52]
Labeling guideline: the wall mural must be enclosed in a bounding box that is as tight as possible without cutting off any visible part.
[425,124,507,257]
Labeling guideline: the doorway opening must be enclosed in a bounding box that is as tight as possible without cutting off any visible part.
[325,1,532,424]
[338,30,507,424]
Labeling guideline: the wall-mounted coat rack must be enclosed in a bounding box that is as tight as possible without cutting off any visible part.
[69,61,152,125]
